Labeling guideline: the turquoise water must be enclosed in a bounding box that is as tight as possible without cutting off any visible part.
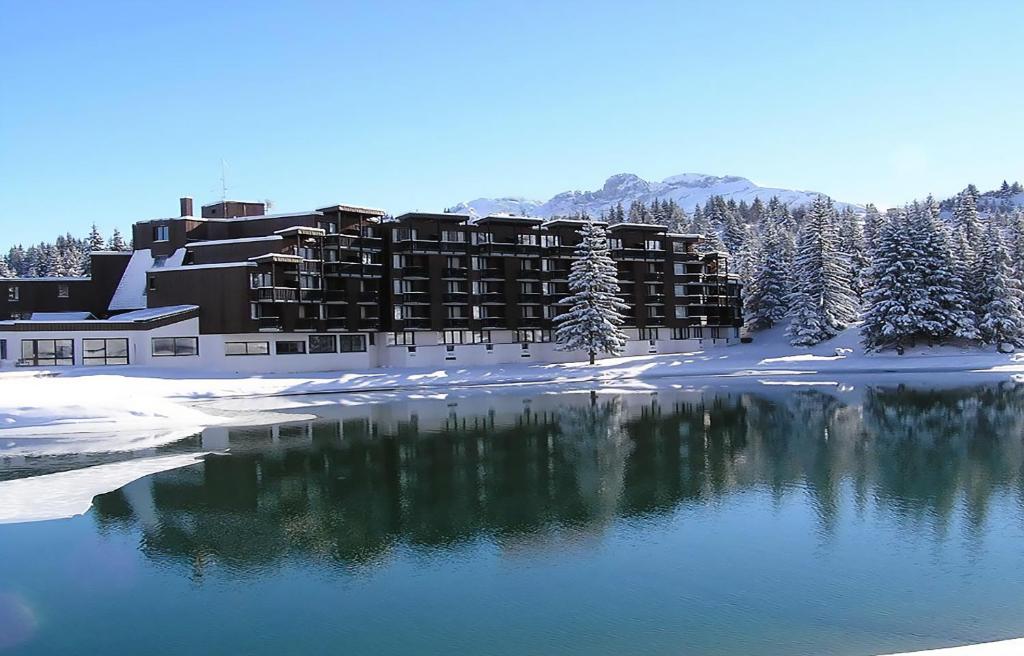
[3,380,1024,655]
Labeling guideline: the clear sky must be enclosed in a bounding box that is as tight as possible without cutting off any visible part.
[2,1,1022,246]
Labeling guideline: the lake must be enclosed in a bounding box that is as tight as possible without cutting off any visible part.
[3,378,1024,655]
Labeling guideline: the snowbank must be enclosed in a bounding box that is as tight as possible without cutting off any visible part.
[877,638,1024,655]
[0,453,208,524]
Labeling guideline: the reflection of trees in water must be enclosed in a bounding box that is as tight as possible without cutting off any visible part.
[92,381,1024,576]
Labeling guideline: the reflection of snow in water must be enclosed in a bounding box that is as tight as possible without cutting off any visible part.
[0,592,38,651]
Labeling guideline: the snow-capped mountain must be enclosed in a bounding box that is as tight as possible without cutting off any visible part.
[449,172,856,218]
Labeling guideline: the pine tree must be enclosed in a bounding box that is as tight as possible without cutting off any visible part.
[554,220,630,364]
[837,206,867,297]
[744,220,790,331]
[976,222,1024,349]
[861,203,883,257]
[912,200,978,342]
[88,224,106,252]
[861,208,925,352]
[785,196,857,345]
[108,228,128,252]
[0,256,13,278]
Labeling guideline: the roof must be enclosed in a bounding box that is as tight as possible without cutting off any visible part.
[666,233,702,239]
[471,214,545,226]
[316,203,387,216]
[393,212,472,223]
[274,226,325,237]
[110,305,199,321]
[541,218,610,228]
[200,200,265,208]
[108,248,185,312]
[0,277,90,282]
[607,223,668,232]
[89,250,133,256]
[187,235,283,248]
[151,261,256,272]
[30,311,95,321]
[249,253,302,263]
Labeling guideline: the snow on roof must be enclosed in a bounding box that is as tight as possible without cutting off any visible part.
[607,223,668,232]
[316,203,387,216]
[186,235,283,248]
[273,226,325,236]
[200,200,264,208]
[393,212,472,223]
[249,253,301,263]
[89,250,133,256]
[666,233,702,239]
[29,311,95,321]
[0,277,90,282]
[109,305,198,321]
[541,218,610,228]
[108,248,185,312]
[471,214,545,225]
[151,261,255,272]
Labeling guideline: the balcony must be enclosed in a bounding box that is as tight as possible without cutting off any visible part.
[478,268,504,279]
[443,292,469,303]
[357,318,380,330]
[257,317,283,331]
[517,317,545,328]
[443,318,470,329]
[478,292,506,304]
[481,317,507,329]
[325,262,383,278]
[518,269,542,280]
[397,290,431,304]
[399,318,432,330]
[442,267,469,278]
[544,269,571,281]
[396,266,429,279]
[294,318,319,331]
[256,287,298,302]
[299,289,323,302]
[517,293,543,304]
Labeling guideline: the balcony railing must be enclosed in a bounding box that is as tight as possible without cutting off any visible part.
[478,268,504,279]
[481,317,506,328]
[256,287,297,302]
[443,318,470,329]
[517,293,543,304]
[443,292,469,303]
[299,289,322,302]
[257,317,283,330]
[442,267,468,278]
[396,266,429,278]
[517,317,545,327]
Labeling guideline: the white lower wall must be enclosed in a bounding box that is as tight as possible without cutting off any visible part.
[0,324,738,374]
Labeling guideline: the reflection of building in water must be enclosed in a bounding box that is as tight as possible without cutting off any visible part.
[92,381,1024,578]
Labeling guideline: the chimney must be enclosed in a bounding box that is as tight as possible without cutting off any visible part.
[180,196,193,217]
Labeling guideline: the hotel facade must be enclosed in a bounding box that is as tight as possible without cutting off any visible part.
[0,198,742,372]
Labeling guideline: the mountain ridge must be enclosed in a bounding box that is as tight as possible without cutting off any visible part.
[448,172,858,219]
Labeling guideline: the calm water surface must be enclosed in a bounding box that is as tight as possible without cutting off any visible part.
[3,379,1024,655]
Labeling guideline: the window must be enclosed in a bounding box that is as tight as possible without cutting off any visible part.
[7,286,18,301]
[276,340,306,355]
[225,341,270,356]
[516,330,551,343]
[639,328,659,341]
[675,306,687,319]
[473,232,493,245]
[0,339,5,360]
[393,227,417,242]
[485,343,494,352]
[299,275,320,289]
[57,284,69,298]
[151,337,198,357]
[309,334,337,354]
[389,331,416,346]
[442,230,466,243]
[20,339,74,366]
[251,272,272,288]
[517,233,537,246]
[317,221,337,234]
[644,239,663,251]
[148,275,157,292]
[446,256,463,268]
[674,263,686,276]
[442,330,464,345]
[541,235,560,248]
[152,225,170,241]
[609,238,623,250]
[339,335,367,353]
[83,338,129,366]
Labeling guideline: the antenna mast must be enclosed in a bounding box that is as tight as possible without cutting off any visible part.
[220,159,229,201]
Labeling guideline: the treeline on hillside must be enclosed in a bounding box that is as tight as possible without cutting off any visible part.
[0,224,131,278]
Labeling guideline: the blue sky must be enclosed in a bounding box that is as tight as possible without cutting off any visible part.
[2,1,1022,246]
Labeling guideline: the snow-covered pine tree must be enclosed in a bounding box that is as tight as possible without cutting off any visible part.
[108,228,128,252]
[785,196,857,346]
[88,224,106,252]
[554,220,630,364]
[744,219,790,331]
[1007,210,1024,284]
[951,190,984,291]
[912,198,978,342]
[837,206,867,298]
[861,208,923,352]
[0,256,13,278]
[861,203,883,258]
[976,221,1024,349]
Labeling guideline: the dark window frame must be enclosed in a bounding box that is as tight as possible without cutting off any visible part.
[275,340,306,355]
[225,341,270,356]
[152,336,199,357]
[309,334,337,354]
[83,338,129,366]
[20,339,74,367]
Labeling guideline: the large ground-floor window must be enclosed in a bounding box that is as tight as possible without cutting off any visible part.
[21,339,74,366]
[225,341,270,356]
[152,337,199,357]
[338,335,367,353]
[83,338,129,366]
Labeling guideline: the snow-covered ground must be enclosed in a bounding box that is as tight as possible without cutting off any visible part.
[880,639,1024,655]
[3,324,1024,448]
